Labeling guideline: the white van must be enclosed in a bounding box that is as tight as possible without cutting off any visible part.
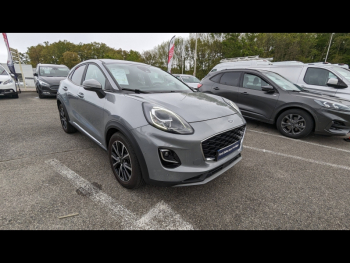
[0,65,19,98]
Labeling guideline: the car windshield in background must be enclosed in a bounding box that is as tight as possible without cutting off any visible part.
[181,76,200,83]
[39,66,69,77]
[0,66,8,75]
[263,71,302,91]
[331,66,350,81]
[105,63,193,93]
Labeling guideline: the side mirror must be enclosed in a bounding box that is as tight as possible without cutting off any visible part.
[33,73,38,77]
[261,85,275,93]
[82,79,105,98]
[327,78,338,86]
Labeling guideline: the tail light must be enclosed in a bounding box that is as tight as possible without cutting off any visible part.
[197,83,203,89]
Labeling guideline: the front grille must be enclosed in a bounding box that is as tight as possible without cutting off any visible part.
[50,85,59,90]
[201,125,246,160]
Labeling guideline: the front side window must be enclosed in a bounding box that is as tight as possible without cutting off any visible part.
[104,63,192,93]
[39,66,69,77]
[263,71,301,91]
[304,67,339,86]
[242,73,268,90]
[219,72,241,86]
[85,64,108,90]
[70,65,86,85]
[181,76,200,83]
[331,66,350,82]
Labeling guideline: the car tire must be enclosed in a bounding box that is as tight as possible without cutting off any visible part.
[38,90,44,99]
[108,132,145,189]
[12,93,19,98]
[276,109,314,139]
[58,103,77,133]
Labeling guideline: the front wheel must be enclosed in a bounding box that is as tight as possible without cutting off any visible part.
[108,132,144,189]
[276,109,314,139]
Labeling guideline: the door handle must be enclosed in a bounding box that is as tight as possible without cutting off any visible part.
[241,92,249,95]
[78,92,84,98]
[62,86,68,91]
[213,87,220,90]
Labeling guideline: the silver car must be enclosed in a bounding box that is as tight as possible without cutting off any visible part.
[57,59,246,189]
[173,74,201,89]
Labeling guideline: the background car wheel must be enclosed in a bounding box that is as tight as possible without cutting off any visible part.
[58,104,76,133]
[12,93,19,98]
[38,90,44,99]
[108,132,145,189]
[276,109,314,139]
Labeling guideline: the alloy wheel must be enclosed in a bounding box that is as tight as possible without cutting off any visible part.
[60,106,67,130]
[111,141,132,182]
[281,114,306,135]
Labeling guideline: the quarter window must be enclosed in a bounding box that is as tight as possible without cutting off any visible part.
[304,68,338,86]
[220,72,241,86]
[85,64,109,90]
[210,73,222,83]
[71,65,86,86]
[243,74,268,90]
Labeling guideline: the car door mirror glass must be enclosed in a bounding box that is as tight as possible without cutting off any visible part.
[33,73,38,77]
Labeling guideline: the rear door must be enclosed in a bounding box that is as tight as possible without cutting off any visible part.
[64,64,87,123]
[300,67,340,96]
[237,72,279,121]
[210,71,242,102]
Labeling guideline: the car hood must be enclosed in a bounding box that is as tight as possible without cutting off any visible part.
[0,75,11,81]
[291,90,350,105]
[127,92,238,123]
[39,76,66,85]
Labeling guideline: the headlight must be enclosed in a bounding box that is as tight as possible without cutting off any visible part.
[38,79,50,87]
[142,102,194,134]
[3,78,13,85]
[223,98,241,114]
[314,99,350,112]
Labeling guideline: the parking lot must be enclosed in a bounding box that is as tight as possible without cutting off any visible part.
[1,91,350,229]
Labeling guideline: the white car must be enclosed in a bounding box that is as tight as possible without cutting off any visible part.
[0,65,19,98]
[173,74,201,89]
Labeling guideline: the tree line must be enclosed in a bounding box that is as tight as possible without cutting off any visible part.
[19,33,350,80]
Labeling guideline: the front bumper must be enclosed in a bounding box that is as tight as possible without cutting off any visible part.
[0,88,17,97]
[131,114,246,186]
[314,108,350,135]
[38,84,58,96]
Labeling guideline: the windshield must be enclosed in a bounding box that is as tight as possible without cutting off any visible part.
[263,71,302,91]
[180,75,200,83]
[331,67,350,82]
[39,66,69,77]
[0,66,8,76]
[105,63,193,93]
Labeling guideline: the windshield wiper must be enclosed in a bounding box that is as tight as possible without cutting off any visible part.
[120,88,148,94]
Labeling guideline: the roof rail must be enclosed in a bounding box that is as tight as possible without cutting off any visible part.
[220,55,273,63]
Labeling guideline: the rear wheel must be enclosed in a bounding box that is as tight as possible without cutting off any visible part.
[108,132,144,189]
[12,93,19,98]
[58,104,76,133]
[276,109,314,139]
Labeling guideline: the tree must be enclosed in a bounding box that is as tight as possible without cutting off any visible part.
[62,51,81,69]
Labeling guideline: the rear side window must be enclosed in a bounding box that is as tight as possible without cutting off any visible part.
[70,65,86,85]
[304,68,338,86]
[210,73,222,83]
[219,72,241,86]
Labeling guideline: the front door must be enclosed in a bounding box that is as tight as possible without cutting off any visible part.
[238,73,279,121]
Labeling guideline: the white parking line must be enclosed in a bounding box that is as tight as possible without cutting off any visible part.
[248,129,350,154]
[244,146,350,171]
[46,159,194,230]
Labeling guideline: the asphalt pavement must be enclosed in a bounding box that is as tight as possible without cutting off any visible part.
[1,92,350,229]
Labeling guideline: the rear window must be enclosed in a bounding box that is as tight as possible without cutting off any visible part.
[219,72,241,86]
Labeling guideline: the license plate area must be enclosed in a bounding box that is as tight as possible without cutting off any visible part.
[216,140,240,161]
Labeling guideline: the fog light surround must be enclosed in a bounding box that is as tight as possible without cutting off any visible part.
[159,149,181,168]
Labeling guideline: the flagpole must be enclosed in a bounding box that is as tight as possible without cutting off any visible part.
[325,33,334,63]
[193,33,197,77]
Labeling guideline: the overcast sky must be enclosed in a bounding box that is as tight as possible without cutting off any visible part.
[0,33,190,63]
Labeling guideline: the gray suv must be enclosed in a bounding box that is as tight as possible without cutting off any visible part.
[57,59,246,189]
